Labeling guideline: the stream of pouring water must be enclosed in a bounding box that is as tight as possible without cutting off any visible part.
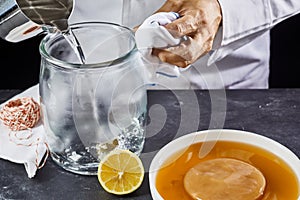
[63,28,86,64]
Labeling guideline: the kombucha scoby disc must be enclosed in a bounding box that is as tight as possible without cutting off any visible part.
[184,158,266,200]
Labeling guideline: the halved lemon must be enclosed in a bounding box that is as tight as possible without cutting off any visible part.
[97,148,145,195]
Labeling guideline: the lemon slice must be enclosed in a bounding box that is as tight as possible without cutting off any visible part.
[97,148,144,195]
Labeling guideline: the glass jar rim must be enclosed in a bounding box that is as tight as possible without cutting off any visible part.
[39,21,137,70]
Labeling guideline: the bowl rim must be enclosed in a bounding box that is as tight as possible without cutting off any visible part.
[148,129,300,200]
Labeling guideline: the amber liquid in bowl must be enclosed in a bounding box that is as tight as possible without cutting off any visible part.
[156,141,299,200]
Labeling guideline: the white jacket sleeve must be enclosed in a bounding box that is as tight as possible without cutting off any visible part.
[209,0,300,64]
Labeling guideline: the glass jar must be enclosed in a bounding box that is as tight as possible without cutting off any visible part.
[39,22,147,175]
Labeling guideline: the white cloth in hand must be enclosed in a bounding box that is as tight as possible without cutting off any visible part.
[135,12,192,89]
[0,84,47,178]
[135,12,181,50]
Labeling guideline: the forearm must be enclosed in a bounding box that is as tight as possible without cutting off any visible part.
[209,0,300,64]
[218,0,300,46]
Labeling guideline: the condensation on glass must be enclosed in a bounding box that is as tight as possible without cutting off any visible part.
[39,22,147,175]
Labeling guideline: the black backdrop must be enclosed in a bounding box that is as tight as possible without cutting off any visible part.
[0,14,300,89]
[269,13,300,88]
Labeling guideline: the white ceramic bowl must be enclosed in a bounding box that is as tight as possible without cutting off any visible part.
[149,129,300,200]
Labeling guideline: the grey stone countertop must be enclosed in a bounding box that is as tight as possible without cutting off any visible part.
[0,89,299,199]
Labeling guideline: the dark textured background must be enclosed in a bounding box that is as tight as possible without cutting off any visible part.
[0,89,299,199]
[0,13,300,89]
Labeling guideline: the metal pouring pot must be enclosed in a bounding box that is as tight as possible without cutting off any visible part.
[0,0,73,42]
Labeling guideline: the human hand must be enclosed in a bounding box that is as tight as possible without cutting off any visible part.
[152,0,222,68]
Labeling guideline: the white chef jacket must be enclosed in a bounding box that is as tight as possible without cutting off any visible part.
[69,0,300,89]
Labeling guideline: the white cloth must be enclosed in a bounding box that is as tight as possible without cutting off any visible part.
[135,12,179,83]
[0,84,47,178]
[69,0,300,89]
[135,12,194,89]
[135,12,181,49]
